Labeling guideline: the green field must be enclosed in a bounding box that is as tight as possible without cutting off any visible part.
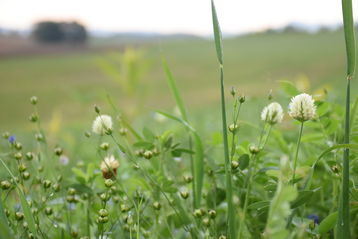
[0,31,356,131]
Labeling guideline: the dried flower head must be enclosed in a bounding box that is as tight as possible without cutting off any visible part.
[100,155,120,179]
[92,115,113,135]
[261,102,284,125]
[288,93,316,122]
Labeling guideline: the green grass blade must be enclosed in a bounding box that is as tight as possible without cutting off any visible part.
[337,0,355,237]
[0,158,38,237]
[211,1,236,238]
[211,0,223,65]
[342,0,356,77]
[162,58,188,121]
[0,198,14,239]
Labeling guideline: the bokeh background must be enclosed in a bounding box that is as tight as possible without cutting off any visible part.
[1,0,357,133]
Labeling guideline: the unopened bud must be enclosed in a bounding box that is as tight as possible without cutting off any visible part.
[30,96,38,105]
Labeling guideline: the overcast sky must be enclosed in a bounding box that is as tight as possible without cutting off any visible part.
[1,0,357,35]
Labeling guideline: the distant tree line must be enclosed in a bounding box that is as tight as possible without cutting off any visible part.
[32,21,87,44]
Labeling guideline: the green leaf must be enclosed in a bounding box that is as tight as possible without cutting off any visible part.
[279,80,300,96]
[162,58,188,121]
[142,127,155,141]
[342,0,356,77]
[211,0,223,64]
[290,190,317,209]
[319,207,358,235]
[238,154,250,170]
[318,144,358,160]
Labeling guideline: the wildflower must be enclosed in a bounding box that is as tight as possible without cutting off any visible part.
[100,155,120,179]
[9,135,15,144]
[288,93,316,122]
[261,102,284,125]
[92,115,113,135]
[59,155,69,165]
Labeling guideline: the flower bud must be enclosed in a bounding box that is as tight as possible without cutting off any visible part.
[43,180,52,189]
[53,183,61,192]
[35,133,44,141]
[100,142,110,151]
[180,191,189,199]
[143,150,153,159]
[30,96,38,105]
[239,95,246,103]
[183,175,193,183]
[98,209,109,217]
[54,147,63,156]
[22,172,30,180]
[18,163,27,172]
[100,193,110,202]
[228,124,239,133]
[98,216,109,224]
[25,152,34,160]
[219,236,227,239]
[38,166,44,172]
[104,179,114,188]
[152,201,161,210]
[230,86,236,97]
[29,113,38,123]
[0,180,11,190]
[44,207,53,216]
[68,188,76,195]
[94,105,100,114]
[231,160,239,170]
[208,209,217,219]
[120,204,129,212]
[202,217,210,227]
[14,152,22,160]
[15,212,24,221]
[2,132,10,139]
[193,209,203,218]
[84,131,91,138]
[249,145,260,155]
[14,142,22,150]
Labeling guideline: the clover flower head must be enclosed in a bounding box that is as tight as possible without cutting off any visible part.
[100,155,120,179]
[92,115,113,135]
[288,93,316,122]
[261,102,284,125]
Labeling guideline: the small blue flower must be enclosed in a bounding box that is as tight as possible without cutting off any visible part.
[307,214,319,224]
[9,135,15,144]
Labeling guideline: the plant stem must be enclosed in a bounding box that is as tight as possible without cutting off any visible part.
[337,78,351,238]
[292,122,304,184]
[219,65,236,239]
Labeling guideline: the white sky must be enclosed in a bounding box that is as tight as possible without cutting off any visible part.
[0,0,357,35]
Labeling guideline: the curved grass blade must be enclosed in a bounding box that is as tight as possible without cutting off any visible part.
[0,198,14,239]
[211,1,236,238]
[0,158,37,237]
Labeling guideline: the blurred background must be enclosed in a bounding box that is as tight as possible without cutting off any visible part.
[0,0,357,133]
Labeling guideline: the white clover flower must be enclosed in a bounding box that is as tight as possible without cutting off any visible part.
[288,93,316,122]
[261,102,284,125]
[100,155,120,179]
[92,115,113,135]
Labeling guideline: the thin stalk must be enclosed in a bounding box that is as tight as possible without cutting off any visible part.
[292,122,304,184]
[219,65,236,238]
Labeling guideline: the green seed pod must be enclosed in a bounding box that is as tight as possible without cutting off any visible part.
[38,166,44,172]
[143,150,153,159]
[14,152,22,160]
[43,180,52,189]
[18,163,27,172]
[44,207,53,216]
[239,95,246,103]
[100,142,110,151]
[35,133,44,142]
[104,179,114,188]
[228,123,239,133]
[98,209,109,217]
[180,191,189,199]
[208,209,217,219]
[29,113,38,123]
[84,131,91,138]
[119,128,128,136]
[54,147,63,156]
[68,188,76,195]
[1,180,11,190]
[2,132,10,139]
[120,204,129,213]
[25,152,34,160]
[15,212,24,221]
[53,183,61,192]
[22,172,30,180]
[31,208,38,215]
[231,160,239,170]
[98,216,109,224]
[14,142,22,150]
[202,217,210,227]
[30,96,38,105]
[152,201,161,210]
[249,145,260,155]
[100,193,110,202]
[193,209,203,218]
[94,105,100,114]
[183,175,193,183]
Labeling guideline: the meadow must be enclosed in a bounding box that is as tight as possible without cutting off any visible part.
[0,1,358,238]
